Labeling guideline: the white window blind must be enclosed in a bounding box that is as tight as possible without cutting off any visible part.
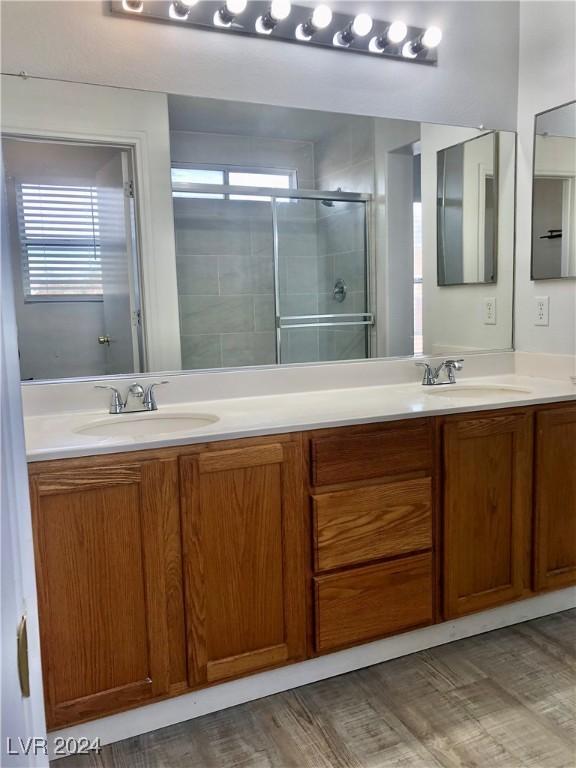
[16,183,103,300]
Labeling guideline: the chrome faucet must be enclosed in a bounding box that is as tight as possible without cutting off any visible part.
[95,381,169,414]
[415,359,464,386]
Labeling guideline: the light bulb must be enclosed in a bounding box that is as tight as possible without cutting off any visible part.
[422,25,442,48]
[351,13,372,37]
[270,0,291,21]
[387,20,407,43]
[122,0,143,11]
[311,4,332,29]
[402,41,417,58]
[226,0,247,14]
[170,0,197,19]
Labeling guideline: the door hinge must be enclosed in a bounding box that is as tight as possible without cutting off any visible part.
[124,180,135,198]
[17,615,30,698]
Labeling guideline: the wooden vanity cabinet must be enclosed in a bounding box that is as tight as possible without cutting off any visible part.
[29,456,187,729]
[442,410,533,619]
[28,403,576,729]
[534,405,576,591]
[179,436,308,685]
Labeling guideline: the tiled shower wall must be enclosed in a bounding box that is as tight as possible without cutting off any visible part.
[314,118,375,361]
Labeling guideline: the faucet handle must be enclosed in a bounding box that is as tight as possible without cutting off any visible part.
[415,361,435,385]
[144,381,169,411]
[442,359,464,384]
[94,385,124,414]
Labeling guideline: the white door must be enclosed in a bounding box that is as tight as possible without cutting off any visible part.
[96,150,142,374]
[1,156,48,766]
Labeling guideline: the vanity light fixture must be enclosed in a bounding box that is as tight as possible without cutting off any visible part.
[295,5,333,41]
[111,2,440,65]
[121,0,143,12]
[403,25,442,57]
[169,0,198,20]
[368,19,407,53]
[256,0,292,34]
[214,0,248,28]
[333,13,373,47]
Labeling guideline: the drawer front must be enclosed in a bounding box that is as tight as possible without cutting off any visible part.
[313,477,432,571]
[314,553,433,652]
[310,421,433,487]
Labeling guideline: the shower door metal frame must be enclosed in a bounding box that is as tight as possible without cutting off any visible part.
[172,182,374,364]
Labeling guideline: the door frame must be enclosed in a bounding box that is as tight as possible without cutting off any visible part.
[1,152,48,766]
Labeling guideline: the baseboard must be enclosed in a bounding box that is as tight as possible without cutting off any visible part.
[48,588,576,760]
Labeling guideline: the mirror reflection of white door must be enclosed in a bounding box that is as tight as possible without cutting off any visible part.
[96,150,142,375]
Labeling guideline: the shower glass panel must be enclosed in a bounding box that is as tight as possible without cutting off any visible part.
[173,184,371,369]
[275,197,370,364]
[174,195,277,369]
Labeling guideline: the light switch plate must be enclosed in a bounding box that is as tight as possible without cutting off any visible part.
[483,297,497,325]
[535,296,550,326]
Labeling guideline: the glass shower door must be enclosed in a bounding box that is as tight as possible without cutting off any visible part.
[274,196,371,364]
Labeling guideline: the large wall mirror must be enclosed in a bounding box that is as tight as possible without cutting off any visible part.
[1,75,516,382]
[531,101,576,280]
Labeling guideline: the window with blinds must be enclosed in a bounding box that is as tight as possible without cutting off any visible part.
[16,183,103,300]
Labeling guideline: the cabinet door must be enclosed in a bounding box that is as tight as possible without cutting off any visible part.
[535,406,576,591]
[443,412,532,619]
[181,441,307,686]
[30,460,177,728]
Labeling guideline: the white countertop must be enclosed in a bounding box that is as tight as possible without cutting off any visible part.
[24,374,576,462]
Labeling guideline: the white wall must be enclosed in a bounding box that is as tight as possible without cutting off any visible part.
[0,1,519,131]
[171,131,315,188]
[514,0,576,357]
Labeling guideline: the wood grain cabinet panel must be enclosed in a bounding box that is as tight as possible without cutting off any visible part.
[442,412,533,619]
[534,406,576,591]
[180,440,307,686]
[30,459,182,728]
[314,553,434,652]
[313,478,432,571]
[310,420,433,487]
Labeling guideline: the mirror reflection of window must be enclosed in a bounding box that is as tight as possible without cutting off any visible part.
[531,101,576,280]
[171,165,296,201]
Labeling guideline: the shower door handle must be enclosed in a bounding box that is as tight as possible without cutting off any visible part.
[278,313,375,329]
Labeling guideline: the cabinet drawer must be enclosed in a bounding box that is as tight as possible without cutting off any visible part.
[310,420,433,487]
[314,553,433,652]
[313,477,432,571]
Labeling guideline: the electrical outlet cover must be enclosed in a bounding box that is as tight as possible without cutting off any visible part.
[535,296,550,326]
[483,297,497,325]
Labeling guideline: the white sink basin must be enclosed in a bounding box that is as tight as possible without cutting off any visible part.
[426,385,533,399]
[76,412,219,438]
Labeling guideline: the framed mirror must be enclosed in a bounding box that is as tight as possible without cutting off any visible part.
[531,100,576,280]
[1,75,516,382]
[437,132,498,286]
